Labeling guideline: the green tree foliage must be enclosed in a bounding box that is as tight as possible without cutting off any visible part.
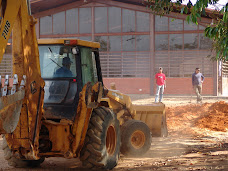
[147,0,228,61]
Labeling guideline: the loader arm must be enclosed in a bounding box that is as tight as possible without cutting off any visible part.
[104,89,136,124]
[0,0,44,160]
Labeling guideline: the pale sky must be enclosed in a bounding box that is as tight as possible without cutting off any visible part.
[182,0,228,10]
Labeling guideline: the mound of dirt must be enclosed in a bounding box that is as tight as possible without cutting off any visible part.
[196,101,228,132]
[166,101,228,137]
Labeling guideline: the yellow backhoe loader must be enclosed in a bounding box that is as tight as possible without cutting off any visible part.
[0,0,167,169]
[37,39,167,159]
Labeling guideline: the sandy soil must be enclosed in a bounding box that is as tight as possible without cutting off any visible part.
[0,95,228,170]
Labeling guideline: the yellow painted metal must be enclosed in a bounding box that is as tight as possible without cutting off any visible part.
[0,0,22,63]
[0,0,105,162]
[0,1,165,163]
[0,0,45,160]
[103,89,167,137]
[106,125,117,156]
[38,39,100,48]
[12,0,44,159]
[130,130,146,149]
[71,83,93,156]
[105,89,135,116]
[42,120,71,154]
[37,39,65,44]
[71,82,103,156]
[76,39,100,48]
[134,103,166,136]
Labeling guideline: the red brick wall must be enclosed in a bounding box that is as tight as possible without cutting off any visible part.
[103,78,150,94]
[164,77,213,95]
[103,77,213,95]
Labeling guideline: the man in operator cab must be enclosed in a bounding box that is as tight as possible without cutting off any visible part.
[53,57,73,78]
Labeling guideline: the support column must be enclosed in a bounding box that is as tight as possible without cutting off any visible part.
[91,6,94,41]
[35,19,40,39]
[150,14,155,95]
[213,60,218,96]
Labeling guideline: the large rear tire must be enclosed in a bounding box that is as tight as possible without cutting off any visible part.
[120,120,152,157]
[2,137,45,168]
[80,106,120,170]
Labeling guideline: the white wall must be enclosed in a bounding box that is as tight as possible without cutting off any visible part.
[222,77,228,96]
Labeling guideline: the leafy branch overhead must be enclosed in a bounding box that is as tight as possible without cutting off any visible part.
[147,0,228,61]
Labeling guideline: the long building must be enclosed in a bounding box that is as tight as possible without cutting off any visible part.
[1,0,226,95]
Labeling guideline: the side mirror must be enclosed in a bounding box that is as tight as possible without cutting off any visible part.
[72,47,78,55]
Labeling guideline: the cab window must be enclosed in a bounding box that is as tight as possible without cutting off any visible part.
[80,47,98,85]
[39,45,77,78]
[39,45,77,104]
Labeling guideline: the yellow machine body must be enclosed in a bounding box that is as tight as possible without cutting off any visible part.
[0,1,166,169]
[102,88,167,137]
[0,0,103,160]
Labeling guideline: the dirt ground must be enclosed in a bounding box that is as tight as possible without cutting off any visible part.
[0,95,228,170]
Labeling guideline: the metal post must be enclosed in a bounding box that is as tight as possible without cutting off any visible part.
[213,60,218,96]
[150,14,155,95]
[27,0,31,15]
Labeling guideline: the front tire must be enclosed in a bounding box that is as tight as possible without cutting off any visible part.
[2,137,45,168]
[80,107,120,170]
[120,120,152,157]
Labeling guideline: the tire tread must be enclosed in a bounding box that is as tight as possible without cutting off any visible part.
[80,107,120,170]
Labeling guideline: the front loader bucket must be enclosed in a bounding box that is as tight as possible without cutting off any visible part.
[0,75,26,134]
[134,103,168,137]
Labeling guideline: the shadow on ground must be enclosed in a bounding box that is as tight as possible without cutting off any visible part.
[1,137,227,171]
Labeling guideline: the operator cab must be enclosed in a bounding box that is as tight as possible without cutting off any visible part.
[38,39,102,120]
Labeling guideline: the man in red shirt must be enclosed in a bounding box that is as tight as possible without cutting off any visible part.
[155,67,166,102]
